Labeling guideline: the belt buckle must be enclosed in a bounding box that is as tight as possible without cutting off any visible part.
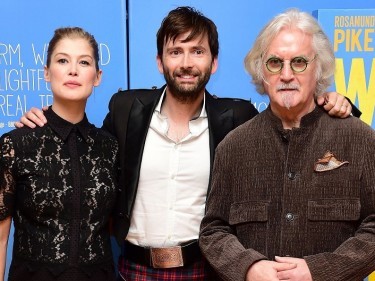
[150,246,184,268]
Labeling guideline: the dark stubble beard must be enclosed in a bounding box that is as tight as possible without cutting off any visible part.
[163,65,212,104]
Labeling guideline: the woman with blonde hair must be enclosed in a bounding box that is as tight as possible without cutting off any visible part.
[0,27,118,281]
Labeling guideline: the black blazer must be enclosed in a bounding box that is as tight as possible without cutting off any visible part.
[102,85,259,245]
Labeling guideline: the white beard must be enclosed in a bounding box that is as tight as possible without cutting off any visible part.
[281,92,294,110]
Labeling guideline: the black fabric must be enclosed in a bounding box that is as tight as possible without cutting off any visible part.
[0,107,119,280]
[346,97,362,118]
[8,258,116,281]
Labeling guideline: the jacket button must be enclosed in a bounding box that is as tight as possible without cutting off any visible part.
[118,212,124,218]
[287,172,296,180]
[285,213,295,221]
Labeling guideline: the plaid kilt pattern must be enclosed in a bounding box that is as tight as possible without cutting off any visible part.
[117,254,217,281]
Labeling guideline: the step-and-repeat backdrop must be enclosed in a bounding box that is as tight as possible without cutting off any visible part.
[1,0,374,280]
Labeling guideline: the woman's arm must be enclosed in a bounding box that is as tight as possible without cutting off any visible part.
[0,217,11,281]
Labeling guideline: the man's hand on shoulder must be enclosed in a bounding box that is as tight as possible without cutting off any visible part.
[317,92,351,118]
[15,106,48,128]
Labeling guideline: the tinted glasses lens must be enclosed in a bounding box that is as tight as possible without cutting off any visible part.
[266,58,283,73]
[291,57,308,72]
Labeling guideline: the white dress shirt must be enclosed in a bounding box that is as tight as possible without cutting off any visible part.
[126,91,210,247]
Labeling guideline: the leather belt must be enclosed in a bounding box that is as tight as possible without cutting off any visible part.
[122,240,201,268]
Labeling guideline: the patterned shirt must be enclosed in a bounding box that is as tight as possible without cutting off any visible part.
[0,107,119,278]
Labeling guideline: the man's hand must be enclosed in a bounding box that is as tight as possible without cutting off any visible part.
[14,106,48,128]
[275,256,312,281]
[246,260,297,281]
[317,92,351,118]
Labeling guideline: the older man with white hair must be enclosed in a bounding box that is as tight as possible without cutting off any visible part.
[200,8,375,281]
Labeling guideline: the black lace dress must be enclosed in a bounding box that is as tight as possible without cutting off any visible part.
[0,107,119,281]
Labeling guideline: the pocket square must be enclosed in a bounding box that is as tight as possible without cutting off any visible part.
[314,151,349,172]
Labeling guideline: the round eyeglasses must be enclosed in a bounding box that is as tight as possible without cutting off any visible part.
[265,55,317,73]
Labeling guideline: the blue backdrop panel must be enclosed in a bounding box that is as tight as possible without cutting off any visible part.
[1,1,127,279]
[127,0,375,124]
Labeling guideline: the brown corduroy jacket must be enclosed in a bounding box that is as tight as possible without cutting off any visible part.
[200,106,375,281]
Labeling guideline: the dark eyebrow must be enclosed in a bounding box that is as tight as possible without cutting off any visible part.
[54,52,94,60]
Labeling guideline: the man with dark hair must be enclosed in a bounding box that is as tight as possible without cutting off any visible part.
[109,7,258,280]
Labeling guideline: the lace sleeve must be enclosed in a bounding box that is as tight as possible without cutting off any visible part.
[0,134,16,220]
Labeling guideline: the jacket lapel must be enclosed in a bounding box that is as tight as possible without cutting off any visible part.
[124,92,162,215]
[205,92,235,191]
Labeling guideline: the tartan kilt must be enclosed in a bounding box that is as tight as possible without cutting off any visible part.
[117,254,218,281]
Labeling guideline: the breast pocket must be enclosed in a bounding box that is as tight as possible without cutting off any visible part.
[229,201,269,251]
[308,198,360,221]
[306,198,361,253]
